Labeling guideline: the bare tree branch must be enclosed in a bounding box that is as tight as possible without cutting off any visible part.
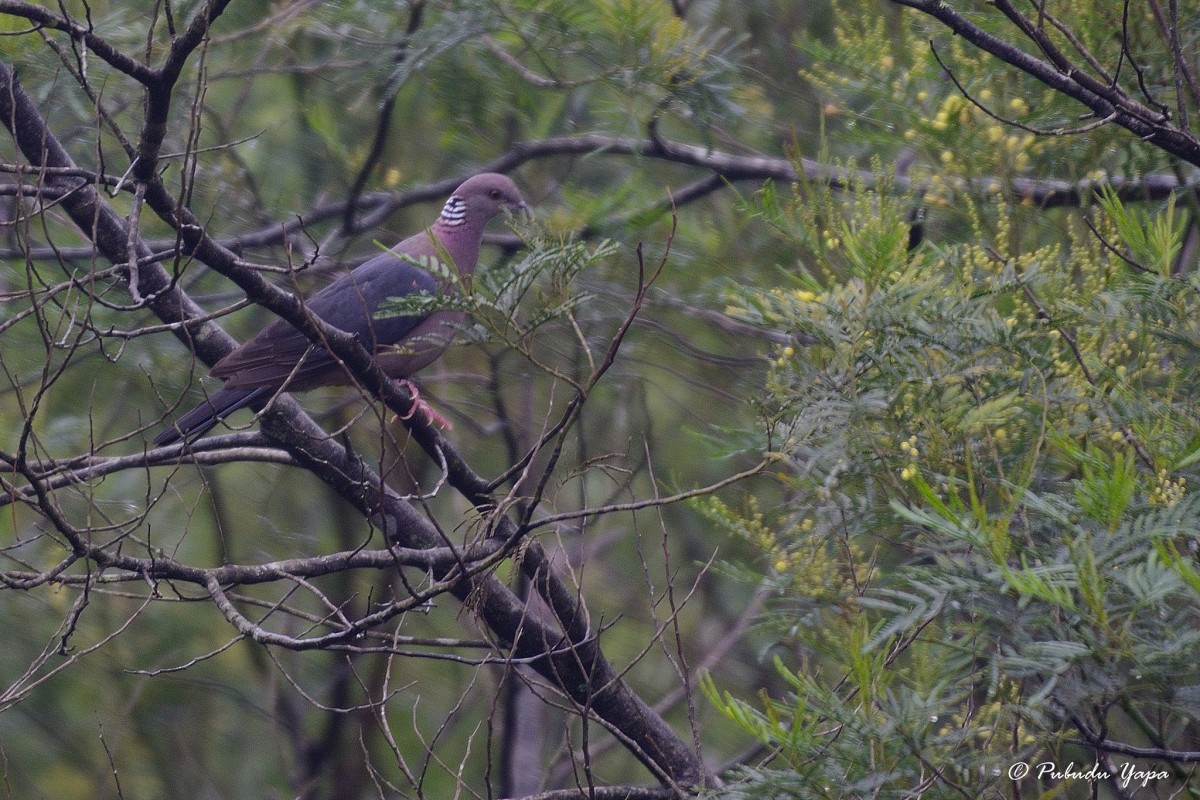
[0,53,710,789]
[888,0,1200,167]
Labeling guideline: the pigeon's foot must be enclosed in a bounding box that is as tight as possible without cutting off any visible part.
[390,379,453,430]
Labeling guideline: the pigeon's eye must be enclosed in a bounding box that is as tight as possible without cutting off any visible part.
[489,189,502,200]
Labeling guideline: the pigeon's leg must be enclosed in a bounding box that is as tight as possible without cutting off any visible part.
[391,379,453,430]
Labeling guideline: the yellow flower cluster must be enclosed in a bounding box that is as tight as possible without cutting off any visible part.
[899,435,920,481]
[904,90,1046,185]
[929,94,971,131]
[710,495,775,551]
[1148,468,1186,507]
[772,517,816,572]
[938,677,1036,749]
[774,523,873,600]
[696,496,870,600]
[1101,330,1138,372]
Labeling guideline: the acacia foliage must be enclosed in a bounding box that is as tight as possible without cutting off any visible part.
[705,0,1200,797]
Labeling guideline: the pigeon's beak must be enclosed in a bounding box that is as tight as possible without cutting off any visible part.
[510,200,533,219]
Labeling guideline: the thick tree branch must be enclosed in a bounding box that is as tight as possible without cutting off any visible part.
[0,1,157,83]
[887,0,1200,167]
[132,0,234,182]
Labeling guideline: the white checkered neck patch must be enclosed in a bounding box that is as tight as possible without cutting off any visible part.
[438,195,468,226]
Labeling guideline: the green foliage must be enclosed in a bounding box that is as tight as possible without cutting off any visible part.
[711,170,1200,796]
[800,0,1184,183]
[705,1,1200,789]
[375,234,619,345]
[1096,186,1186,277]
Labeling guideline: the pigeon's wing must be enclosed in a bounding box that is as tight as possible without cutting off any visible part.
[213,250,441,391]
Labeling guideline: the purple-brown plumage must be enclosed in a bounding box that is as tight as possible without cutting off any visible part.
[154,173,528,446]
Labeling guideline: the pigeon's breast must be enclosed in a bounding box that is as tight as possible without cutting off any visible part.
[371,309,466,378]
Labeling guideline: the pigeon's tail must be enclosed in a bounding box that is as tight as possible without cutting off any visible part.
[153,387,268,447]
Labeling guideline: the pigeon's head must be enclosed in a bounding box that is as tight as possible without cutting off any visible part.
[438,173,530,229]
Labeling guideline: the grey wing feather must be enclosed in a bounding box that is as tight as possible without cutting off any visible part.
[213,251,441,390]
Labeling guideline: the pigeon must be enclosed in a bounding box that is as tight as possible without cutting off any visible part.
[154,172,528,447]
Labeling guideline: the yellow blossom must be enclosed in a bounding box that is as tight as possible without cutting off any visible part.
[1149,468,1187,506]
